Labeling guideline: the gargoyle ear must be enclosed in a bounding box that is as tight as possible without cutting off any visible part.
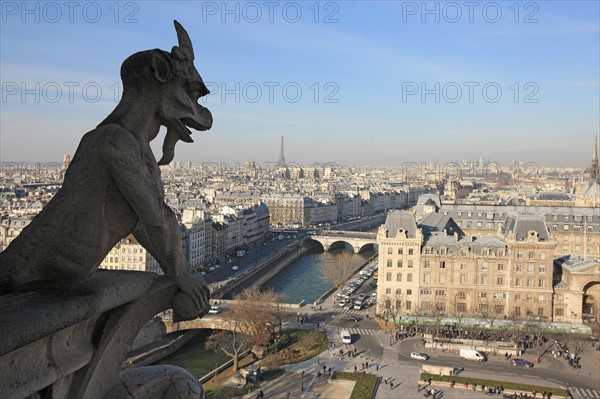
[150,50,173,83]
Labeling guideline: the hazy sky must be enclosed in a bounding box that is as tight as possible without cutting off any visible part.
[1,1,599,167]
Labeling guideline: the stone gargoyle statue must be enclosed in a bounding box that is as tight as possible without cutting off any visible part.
[0,20,211,321]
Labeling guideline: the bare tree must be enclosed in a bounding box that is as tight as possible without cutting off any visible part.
[205,323,248,372]
[205,286,288,369]
[321,251,355,292]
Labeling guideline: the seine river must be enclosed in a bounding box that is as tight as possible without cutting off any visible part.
[263,245,375,303]
[156,246,374,377]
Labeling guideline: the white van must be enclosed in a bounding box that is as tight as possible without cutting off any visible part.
[341,330,352,344]
[459,349,487,362]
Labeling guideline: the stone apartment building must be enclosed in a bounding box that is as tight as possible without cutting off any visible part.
[100,235,160,274]
[376,211,560,323]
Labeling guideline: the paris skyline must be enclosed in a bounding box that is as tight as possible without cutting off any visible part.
[1,1,599,167]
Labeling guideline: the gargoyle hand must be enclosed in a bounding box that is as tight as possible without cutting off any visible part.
[173,270,210,321]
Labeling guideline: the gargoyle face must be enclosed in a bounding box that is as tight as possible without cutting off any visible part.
[156,21,213,165]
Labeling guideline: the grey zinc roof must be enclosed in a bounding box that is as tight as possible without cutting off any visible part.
[424,234,506,255]
[501,212,549,241]
[418,213,462,236]
[384,211,418,238]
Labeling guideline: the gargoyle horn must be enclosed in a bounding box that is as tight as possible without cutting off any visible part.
[174,20,194,61]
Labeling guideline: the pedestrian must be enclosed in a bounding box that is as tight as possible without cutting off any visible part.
[317,371,321,380]
[323,365,326,374]
[376,363,379,371]
[258,390,264,399]
[365,361,369,368]
[384,377,388,385]
[354,365,357,373]
[390,382,394,389]
[417,383,420,392]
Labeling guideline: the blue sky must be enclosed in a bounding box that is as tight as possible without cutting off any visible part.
[1,1,599,167]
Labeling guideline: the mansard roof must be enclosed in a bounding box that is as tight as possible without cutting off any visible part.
[383,211,418,238]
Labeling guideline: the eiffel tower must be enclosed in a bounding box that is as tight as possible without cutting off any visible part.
[277,135,287,167]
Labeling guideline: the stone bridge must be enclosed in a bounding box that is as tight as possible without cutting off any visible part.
[309,231,377,253]
[160,299,305,334]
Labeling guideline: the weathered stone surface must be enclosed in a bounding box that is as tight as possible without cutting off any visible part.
[0,20,214,399]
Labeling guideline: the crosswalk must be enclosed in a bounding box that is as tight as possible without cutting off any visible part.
[571,387,600,399]
[331,306,368,315]
[346,327,378,336]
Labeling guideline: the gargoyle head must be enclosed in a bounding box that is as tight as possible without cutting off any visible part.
[119,20,213,165]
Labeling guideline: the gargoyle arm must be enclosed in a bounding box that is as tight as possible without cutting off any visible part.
[99,126,186,277]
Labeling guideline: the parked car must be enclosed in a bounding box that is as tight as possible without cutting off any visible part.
[339,299,348,307]
[208,305,221,314]
[353,302,363,310]
[410,352,429,361]
[346,316,359,322]
[357,294,367,301]
[232,265,239,271]
[511,358,534,368]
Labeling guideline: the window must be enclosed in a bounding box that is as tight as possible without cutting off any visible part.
[398,248,403,255]
[479,303,489,312]
[528,251,535,259]
[386,272,392,281]
[516,264,523,272]
[420,289,432,296]
[408,260,413,268]
[494,293,506,299]
[527,278,534,287]
[439,274,446,283]
[423,274,430,283]
[563,225,569,231]
[540,252,546,260]
[397,260,403,268]
[497,263,504,271]
[457,303,467,312]
[515,294,521,300]
[408,248,414,255]
[385,299,391,309]
[538,279,545,287]
[515,278,522,286]
[460,274,467,284]
[407,273,413,282]
[386,288,391,294]
[407,289,412,295]
[528,264,534,272]
[539,265,546,273]
[396,288,401,295]
[517,252,523,259]
[421,302,430,310]
[551,225,557,231]
[460,263,467,270]
[515,306,521,316]
[435,290,446,296]
[495,304,504,314]
[405,301,411,310]
[424,261,429,268]
[555,308,564,316]
[496,276,504,285]
[478,292,488,298]
[440,261,446,269]
[387,247,393,254]
[396,273,402,282]
[482,262,488,271]
[537,307,544,317]
[457,292,467,300]
[481,275,488,284]
[527,295,533,301]
[538,294,544,301]
[387,259,392,267]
